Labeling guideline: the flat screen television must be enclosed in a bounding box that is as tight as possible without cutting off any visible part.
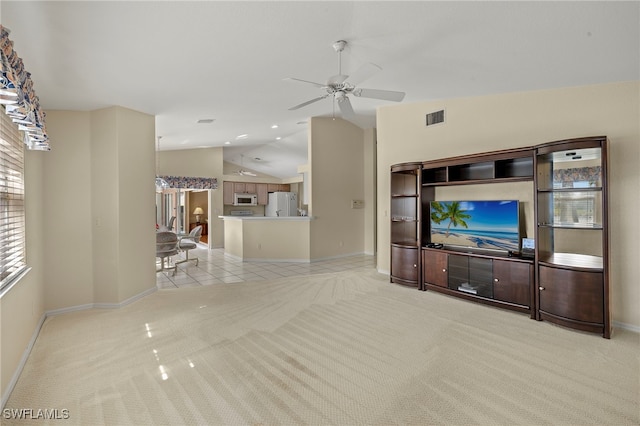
[429,200,520,252]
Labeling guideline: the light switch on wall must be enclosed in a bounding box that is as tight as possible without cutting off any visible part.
[351,200,364,209]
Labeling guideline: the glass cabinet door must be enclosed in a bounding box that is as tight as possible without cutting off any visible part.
[536,146,605,269]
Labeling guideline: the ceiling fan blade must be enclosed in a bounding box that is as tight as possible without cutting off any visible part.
[283,77,326,88]
[347,62,382,86]
[288,95,329,111]
[337,96,355,118]
[327,74,349,85]
[353,88,405,102]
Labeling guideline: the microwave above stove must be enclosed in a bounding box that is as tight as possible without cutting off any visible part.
[234,193,258,206]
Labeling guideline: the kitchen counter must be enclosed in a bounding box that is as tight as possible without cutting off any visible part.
[219,215,312,261]
[219,215,312,220]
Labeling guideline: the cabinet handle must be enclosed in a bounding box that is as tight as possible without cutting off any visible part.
[494,278,499,283]
[413,264,417,268]
[539,286,545,291]
[442,269,446,272]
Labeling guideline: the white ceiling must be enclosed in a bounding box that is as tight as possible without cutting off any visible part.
[2,1,638,178]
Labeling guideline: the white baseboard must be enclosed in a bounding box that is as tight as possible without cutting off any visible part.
[310,252,369,262]
[46,286,157,316]
[1,285,157,409]
[1,312,46,409]
[225,251,374,264]
[243,257,311,263]
[613,321,640,334]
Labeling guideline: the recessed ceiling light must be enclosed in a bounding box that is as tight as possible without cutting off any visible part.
[271,124,278,129]
[224,141,231,145]
[197,119,215,124]
[275,137,281,140]
[235,134,248,140]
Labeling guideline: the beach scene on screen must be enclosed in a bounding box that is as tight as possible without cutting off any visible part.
[430,200,520,251]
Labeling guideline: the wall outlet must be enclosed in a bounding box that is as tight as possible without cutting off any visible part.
[351,199,364,209]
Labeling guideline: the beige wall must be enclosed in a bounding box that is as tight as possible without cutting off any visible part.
[113,108,157,302]
[377,81,640,329]
[158,147,224,247]
[43,111,95,308]
[363,128,377,256]
[2,106,156,403]
[309,117,366,259]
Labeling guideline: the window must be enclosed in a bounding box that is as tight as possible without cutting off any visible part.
[0,106,27,292]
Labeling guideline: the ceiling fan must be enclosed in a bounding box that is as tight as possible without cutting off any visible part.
[285,40,406,118]
[234,155,257,177]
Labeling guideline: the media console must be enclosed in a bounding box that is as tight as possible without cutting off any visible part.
[390,136,610,338]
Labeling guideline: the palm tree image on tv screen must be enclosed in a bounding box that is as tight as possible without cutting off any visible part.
[430,200,520,251]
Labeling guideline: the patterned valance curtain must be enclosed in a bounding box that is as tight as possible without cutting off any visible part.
[0,25,49,151]
[157,176,218,190]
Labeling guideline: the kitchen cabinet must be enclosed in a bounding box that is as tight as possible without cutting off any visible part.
[267,183,290,192]
[257,183,268,205]
[224,181,291,205]
[223,181,234,205]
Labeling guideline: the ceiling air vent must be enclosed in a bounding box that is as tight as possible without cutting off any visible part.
[426,109,445,127]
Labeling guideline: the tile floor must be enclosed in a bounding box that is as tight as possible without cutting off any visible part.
[156,244,377,289]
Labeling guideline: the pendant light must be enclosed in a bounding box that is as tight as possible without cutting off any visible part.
[155,136,169,191]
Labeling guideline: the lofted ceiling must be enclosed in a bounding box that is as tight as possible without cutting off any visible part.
[1,1,638,179]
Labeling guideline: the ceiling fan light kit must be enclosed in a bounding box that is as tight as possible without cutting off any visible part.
[286,40,406,118]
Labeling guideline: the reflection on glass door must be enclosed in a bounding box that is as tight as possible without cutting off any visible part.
[177,189,186,234]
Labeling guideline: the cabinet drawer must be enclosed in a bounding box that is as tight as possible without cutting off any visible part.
[538,265,603,324]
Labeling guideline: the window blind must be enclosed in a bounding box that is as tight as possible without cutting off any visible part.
[0,105,26,291]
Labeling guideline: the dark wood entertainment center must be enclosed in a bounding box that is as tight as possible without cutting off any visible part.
[390,136,610,338]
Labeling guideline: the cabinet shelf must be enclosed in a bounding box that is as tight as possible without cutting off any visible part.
[423,175,531,187]
[538,253,603,270]
[391,242,419,248]
[391,165,421,286]
[537,187,602,193]
[422,149,533,186]
[538,223,603,230]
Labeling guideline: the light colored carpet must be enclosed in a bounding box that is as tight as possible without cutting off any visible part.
[5,269,639,425]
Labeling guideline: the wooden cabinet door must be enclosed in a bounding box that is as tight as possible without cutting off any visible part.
[280,184,290,192]
[234,182,246,193]
[493,260,531,307]
[423,250,448,288]
[538,265,603,323]
[267,183,280,192]
[223,181,234,205]
[391,245,419,286]
[244,183,256,193]
[256,183,268,205]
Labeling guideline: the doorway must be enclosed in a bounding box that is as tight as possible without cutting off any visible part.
[156,188,210,244]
